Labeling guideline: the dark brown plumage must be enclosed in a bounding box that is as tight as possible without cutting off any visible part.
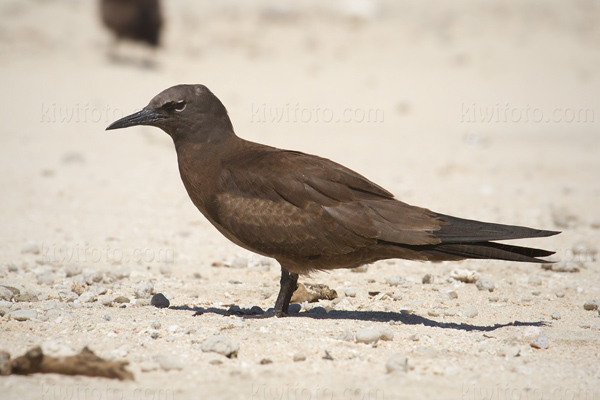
[106,84,560,316]
[100,0,162,47]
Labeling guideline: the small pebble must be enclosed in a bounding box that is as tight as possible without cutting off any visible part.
[422,274,434,284]
[83,270,103,285]
[21,242,40,254]
[447,291,458,299]
[7,264,18,273]
[201,335,239,358]
[385,275,406,287]
[155,355,184,371]
[338,330,355,341]
[9,309,37,321]
[408,334,419,342]
[462,306,478,318]
[150,331,160,339]
[102,314,111,321]
[134,281,154,299]
[113,296,130,304]
[36,272,54,286]
[98,296,113,306]
[151,293,170,308]
[356,329,382,344]
[344,288,357,297]
[380,330,394,341]
[555,292,565,298]
[208,359,223,365]
[489,296,499,302]
[551,312,561,320]
[532,290,541,296]
[392,293,403,301]
[139,362,159,372]
[259,358,273,365]
[78,291,97,303]
[428,308,442,317]
[530,333,549,349]
[385,353,408,373]
[450,268,479,283]
[579,322,590,329]
[476,278,495,292]
[151,320,161,329]
[583,300,598,311]
[64,264,81,277]
[293,353,306,362]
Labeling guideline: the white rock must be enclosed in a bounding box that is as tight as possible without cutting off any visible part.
[9,309,37,321]
[201,335,239,358]
[155,355,184,371]
[355,328,382,344]
[385,353,408,373]
[451,269,480,283]
[78,291,97,303]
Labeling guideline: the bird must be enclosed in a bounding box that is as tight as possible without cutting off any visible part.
[106,84,560,317]
[100,0,162,48]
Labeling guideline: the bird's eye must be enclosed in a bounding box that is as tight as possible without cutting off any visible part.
[174,101,186,112]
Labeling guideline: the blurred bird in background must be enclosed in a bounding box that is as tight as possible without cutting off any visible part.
[100,0,162,66]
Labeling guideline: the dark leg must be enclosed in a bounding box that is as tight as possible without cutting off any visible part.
[274,268,299,317]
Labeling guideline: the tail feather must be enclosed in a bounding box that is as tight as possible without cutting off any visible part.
[424,241,555,263]
[435,214,560,244]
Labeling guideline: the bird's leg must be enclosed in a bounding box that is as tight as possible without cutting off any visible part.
[274,268,298,317]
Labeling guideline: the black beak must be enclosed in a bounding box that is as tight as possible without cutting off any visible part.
[106,108,166,130]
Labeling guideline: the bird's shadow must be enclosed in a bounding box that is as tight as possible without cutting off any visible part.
[168,305,548,332]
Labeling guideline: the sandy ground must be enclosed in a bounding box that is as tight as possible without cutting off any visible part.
[1,1,600,399]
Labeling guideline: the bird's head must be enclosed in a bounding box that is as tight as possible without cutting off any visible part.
[106,84,234,141]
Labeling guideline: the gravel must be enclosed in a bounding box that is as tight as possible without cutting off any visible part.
[201,335,239,358]
[385,353,408,373]
[150,293,170,308]
[36,272,54,286]
[450,268,480,283]
[462,306,479,318]
[113,296,130,304]
[9,309,37,321]
[422,274,434,284]
[293,353,306,362]
[543,261,582,273]
[98,296,113,306]
[476,278,495,292]
[530,333,549,349]
[583,300,598,311]
[385,275,406,286]
[134,281,154,299]
[78,291,97,303]
[0,286,13,301]
[155,355,184,371]
[356,328,383,344]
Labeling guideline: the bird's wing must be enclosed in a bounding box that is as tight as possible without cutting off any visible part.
[212,149,445,259]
